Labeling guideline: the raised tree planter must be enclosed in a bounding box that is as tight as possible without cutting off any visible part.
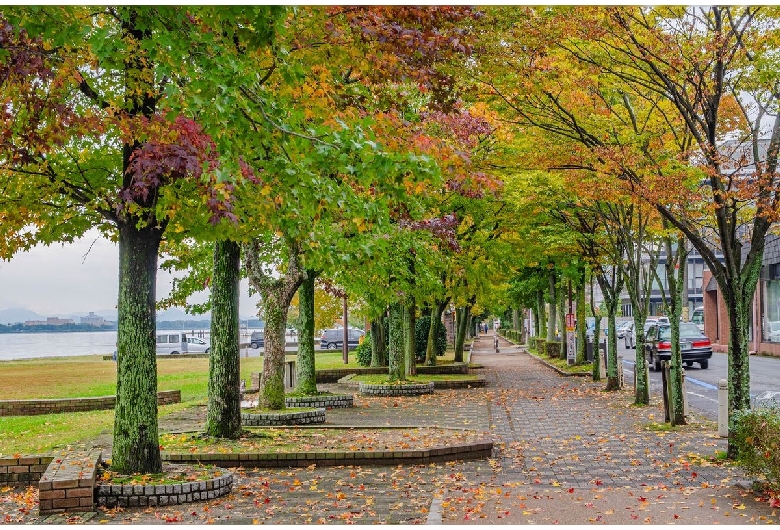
[359,381,434,397]
[241,408,326,426]
[284,394,353,409]
[96,466,233,508]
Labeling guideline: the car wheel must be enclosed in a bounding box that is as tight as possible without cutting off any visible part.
[323,342,331,350]
[699,360,709,369]
[205,348,210,354]
[171,351,179,355]
[251,342,259,349]
[684,361,693,368]
[654,356,663,372]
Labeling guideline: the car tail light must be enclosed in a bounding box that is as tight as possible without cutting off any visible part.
[692,340,710,347]
[657,341,671,351]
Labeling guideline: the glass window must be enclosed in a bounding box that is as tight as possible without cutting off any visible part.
[157,335,167,344]
[168,334,179,343]
[763,278,780,342]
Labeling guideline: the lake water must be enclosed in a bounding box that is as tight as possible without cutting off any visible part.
[0,329,270,361]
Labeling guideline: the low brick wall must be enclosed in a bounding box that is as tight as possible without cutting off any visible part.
[164,440,494,468]
[314,362,470,383]
[96,470,233,508]
[284,394,353,409]
[359,382,435,396]
[38,450,101,515]
[0,390,181,416]
[0,456,53,486]
[241,408,326,426]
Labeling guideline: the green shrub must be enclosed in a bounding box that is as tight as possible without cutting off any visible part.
[732,407,780,488]
[535,338,546,354]
[415,315,447,362]
[355,332,373,367]
[545,341,561,358]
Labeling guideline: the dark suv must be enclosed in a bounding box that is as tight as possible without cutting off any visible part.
[320,328,364,350]
[250,330,264,349]
[645,322,712,371]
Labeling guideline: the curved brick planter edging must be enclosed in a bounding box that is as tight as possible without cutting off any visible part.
[284,394,353,409]
[241,408,326,426]
[359,382,434,396]
[163,440,493,468]
[527,351,590,377]
[0,390,181,417]
[96,467,233,508]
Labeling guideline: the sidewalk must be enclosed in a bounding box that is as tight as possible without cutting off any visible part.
[12,331,780,525]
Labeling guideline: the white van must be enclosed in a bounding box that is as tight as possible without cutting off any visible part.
[156,332,188,355]
[691,307,704,332]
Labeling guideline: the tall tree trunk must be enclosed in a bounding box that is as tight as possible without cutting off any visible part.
[295,270,318,395]
[112,222,163,473]
[370,316,387,367]
[589,273,601,381]
[536,290,547,338]
[206,240,241,438]
[558,284,566,359]
[244,238,305,410]
[388,302,405,381]
[576,267,587,364]
[596,266,624,391]
[454,306,468,363]
[425,298,449,366]
[547,271,557,342]
[722,258,761,456]
[404,300,417,376]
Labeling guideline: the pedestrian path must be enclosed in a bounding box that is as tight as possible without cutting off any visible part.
[17,331,780,525]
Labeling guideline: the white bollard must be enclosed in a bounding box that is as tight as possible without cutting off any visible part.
[718,379,728,437]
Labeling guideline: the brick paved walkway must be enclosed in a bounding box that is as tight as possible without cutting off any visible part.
[10,331,780,524]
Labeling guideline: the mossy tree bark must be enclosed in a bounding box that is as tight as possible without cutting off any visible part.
[113,222,163,474]
[404,301,417,376]
[205,240,242,439]
[295,270,318,395]
[595,265,624,391]
[576,267,587,364]
[454,303,471,363]
[425,297,449,366]
[388,302,405,381]
[244,237,306,410]
[536,290,547,338]
[547,271,557,342]
[370,316,387,367]
[558,285,566,359]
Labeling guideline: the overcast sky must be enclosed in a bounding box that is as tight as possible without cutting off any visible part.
[0,228,261,318]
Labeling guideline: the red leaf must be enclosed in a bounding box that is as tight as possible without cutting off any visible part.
[769,498,780,508]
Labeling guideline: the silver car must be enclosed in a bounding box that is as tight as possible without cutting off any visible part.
[624,319,658,349]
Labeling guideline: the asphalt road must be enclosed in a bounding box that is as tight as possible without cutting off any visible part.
[617,338,780,421]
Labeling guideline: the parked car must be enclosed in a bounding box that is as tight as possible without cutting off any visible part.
[644,321,712,371]
[250,330,264,349]
[185,336,210,354]
[691,306,704,332]
[616,321,632,339]
[624,319,658,349]
[768,321,780,342]
[319,328,364,350]
[156,331,190,355]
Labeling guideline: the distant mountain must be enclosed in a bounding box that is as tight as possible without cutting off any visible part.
[0,307,44,325]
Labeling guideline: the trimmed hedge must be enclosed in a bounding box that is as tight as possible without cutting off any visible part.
[355,331,373,367]
[534,338,546,355]
[545,341,561,359]
[733,407,780,489]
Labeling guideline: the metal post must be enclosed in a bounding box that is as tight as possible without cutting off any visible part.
[718,379,728,437]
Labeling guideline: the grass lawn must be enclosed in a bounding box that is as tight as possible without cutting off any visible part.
[532,351,593,374]
[0,346,463,456]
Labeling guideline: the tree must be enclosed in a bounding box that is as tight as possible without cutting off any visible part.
[0,7,282,472]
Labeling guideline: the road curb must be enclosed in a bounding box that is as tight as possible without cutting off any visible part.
[426,496,442,524]
[525,351,591,377]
